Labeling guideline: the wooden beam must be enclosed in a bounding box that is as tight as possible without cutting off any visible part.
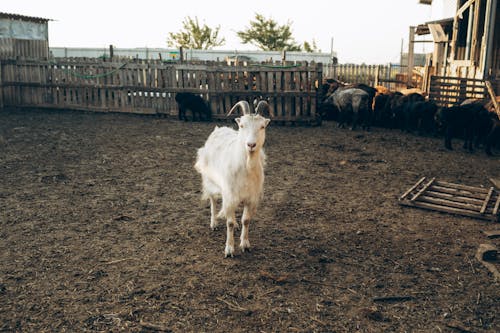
[483,230,500,238]
[401,200,492,221]
[419,195,483,212]
[485,80,500,119]
[493,195,500,216]
[448,0,461,63]
[411,177,435,201]
[399,177,426,200]
[425,190,484,205]
[457,0,477,18]
[407,26,416,88]
[480,187,495,214]
[435,180,490,193]
[470,0,482,64]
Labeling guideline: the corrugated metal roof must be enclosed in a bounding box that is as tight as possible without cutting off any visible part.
[0,12,51,23]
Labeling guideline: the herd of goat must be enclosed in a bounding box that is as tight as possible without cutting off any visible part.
[176,81,500,156]
[318,79,500,156]
[187,83,499,257]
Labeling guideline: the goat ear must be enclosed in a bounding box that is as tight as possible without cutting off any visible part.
[264,119,270,127]
[235,117,242,126]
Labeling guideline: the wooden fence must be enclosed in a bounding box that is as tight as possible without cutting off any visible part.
[0,58,322,124]
[429,76,488,107]
[323,63,409,90]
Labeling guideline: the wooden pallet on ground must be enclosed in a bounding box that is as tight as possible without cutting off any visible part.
[399,177,500,222]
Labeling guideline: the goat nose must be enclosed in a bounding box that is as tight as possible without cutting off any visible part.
[247,142,257,149]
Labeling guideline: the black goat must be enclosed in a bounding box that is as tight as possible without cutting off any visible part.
[175,92,212,121]
[434,102,490,152]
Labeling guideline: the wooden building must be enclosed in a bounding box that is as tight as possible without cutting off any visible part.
[0,12,50,59]
[414,0,499,82]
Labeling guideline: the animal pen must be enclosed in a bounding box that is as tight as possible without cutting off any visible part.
[0,58,323,124]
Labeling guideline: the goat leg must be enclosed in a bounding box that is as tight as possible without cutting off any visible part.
[209,196,218,230]
[225,213,236,258]
[240,205,254,252]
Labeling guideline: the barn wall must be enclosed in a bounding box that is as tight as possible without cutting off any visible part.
[0,38,49,59]
[0,17,49,59]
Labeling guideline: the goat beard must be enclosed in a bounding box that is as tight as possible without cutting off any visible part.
[245,149,262,167]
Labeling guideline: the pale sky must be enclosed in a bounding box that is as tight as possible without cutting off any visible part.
[3,0,436,64]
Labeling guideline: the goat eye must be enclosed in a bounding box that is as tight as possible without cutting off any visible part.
[260,126,265,129]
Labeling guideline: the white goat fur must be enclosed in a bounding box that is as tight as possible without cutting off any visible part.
[194,100,271,257]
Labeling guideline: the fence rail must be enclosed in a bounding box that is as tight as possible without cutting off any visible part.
[0,58,323,124]
[429,75,487,106]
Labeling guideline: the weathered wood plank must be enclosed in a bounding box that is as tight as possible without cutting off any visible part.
[418,195,483,213]
[411,177,436,201]
[399,177,426,200]
[400,200,493,221]
[480,187,495,214]
[425,190,484,205]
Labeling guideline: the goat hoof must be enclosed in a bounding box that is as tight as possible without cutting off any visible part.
[224,245,234,258]
[240,240,251,252]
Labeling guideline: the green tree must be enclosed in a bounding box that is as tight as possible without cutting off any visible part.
[167,16,225,49]
[237,14,302,51]
[303,39,320,53]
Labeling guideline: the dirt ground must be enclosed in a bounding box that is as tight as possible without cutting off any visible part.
[1,107,499,332]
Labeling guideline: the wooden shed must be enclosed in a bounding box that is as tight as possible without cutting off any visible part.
[414,0,499,82]
[0,12,50,59]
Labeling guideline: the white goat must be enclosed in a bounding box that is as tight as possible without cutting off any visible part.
[194,100,271,257]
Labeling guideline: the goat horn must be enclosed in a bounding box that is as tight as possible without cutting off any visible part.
[227,100,251,117]
[254,100,270,117]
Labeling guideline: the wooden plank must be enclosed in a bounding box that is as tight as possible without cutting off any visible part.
[425,190,484,206]
[400,200,493,221]
[483,229,500,238]
[399,177,426,200]
[480,187,495,214]
[435,180,489,193]
[419,195,483,213]
[285,71,293,120]
[493,195,500,216]
[431,185,487,200]
[411,177,435,201]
